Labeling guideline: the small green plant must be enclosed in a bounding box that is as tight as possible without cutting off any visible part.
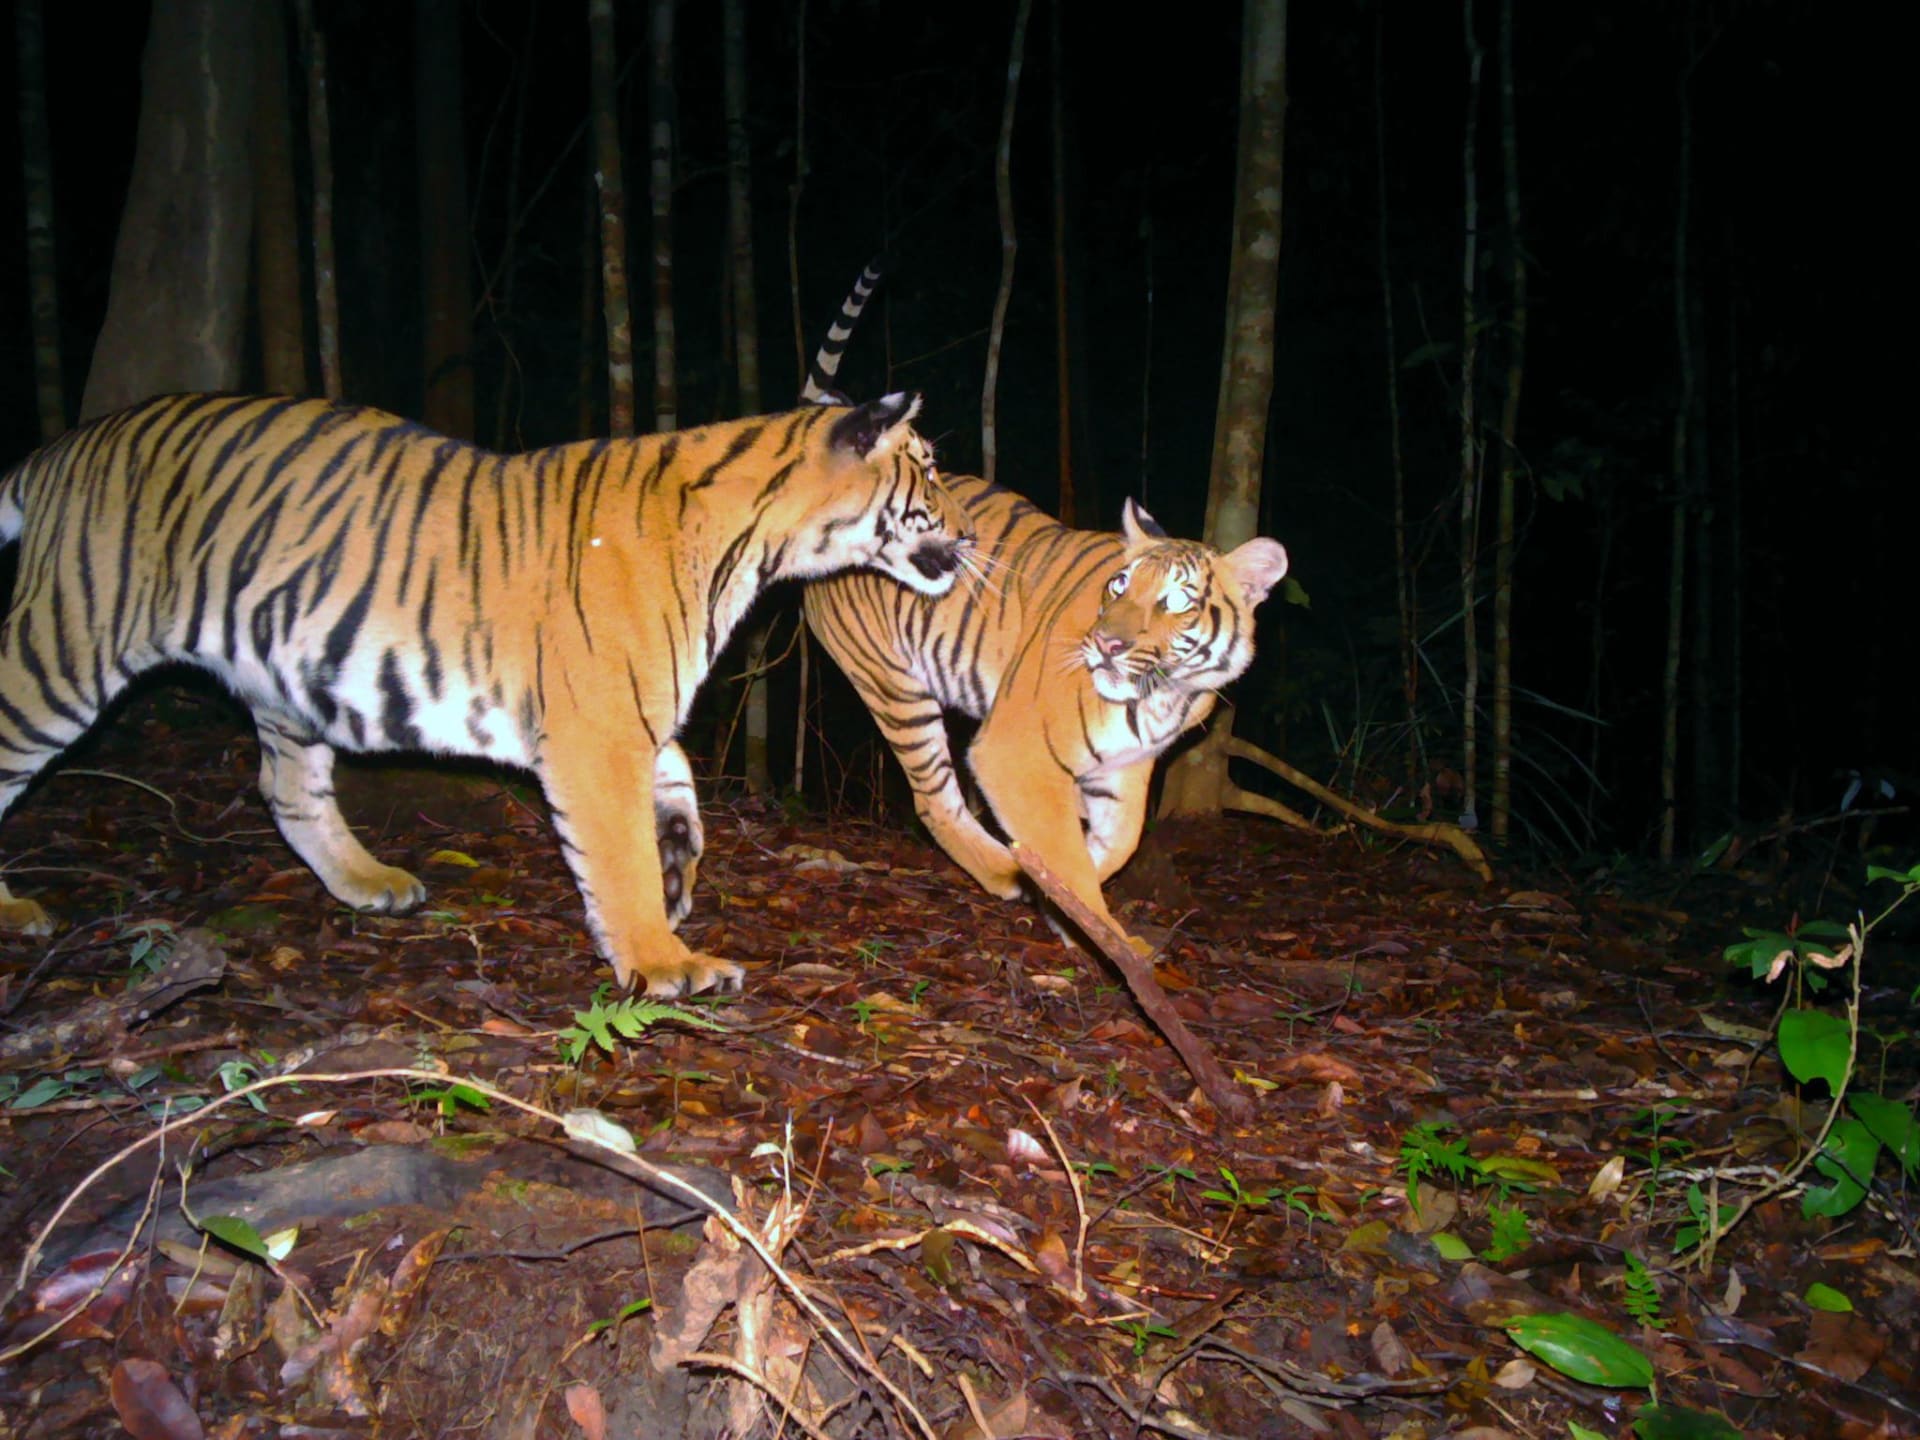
[852,937,896,964]
[584,1296,653,1338]
[1621,1252,1664,1328]
[1685,861,1920,1260]
[123,922,176,977]
[1674,1183,1735,1254]
[1118,1316,1180,1358]
[559,986,728,1064]
[1624,1105,1693,1181]
[409,1080,491,1119]
[1399,1121,1475,1208]
[1483,1201,1532,1263]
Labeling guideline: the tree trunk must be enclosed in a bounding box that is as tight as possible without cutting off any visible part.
[14,0,66,440]
[1455,0,1485,833]
[1686,281,1716,846]
[648,0,678,433]
[253,0,307,397]
[1725,290,1743,819]
[1490,0,1525,841]
[295,0,341,401]
[724,0,760,416]
[1153,0,1285,823]
[1585,480,1615,825]
[1049,0,1074,523]
[1373,8,1418,788]
[1202,0,1285,553]
[981,0,1033,486]
[726,0,775,795]
[80,0,256,421]
[416,0,473,437]
[587,0,635,437]
[1661,53,1695,862]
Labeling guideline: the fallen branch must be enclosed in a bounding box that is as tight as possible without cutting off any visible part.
[1009,841,1253,1127]
[1159,706,1492,883]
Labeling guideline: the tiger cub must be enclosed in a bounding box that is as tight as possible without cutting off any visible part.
[805,478,1287,954]
[0,391,971,995]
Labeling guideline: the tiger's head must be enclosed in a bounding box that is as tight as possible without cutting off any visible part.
[803,393,973,597]
[1080,500,1290,705]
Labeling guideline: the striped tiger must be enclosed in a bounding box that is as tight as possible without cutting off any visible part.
[795,265,1287,952]
[805,480,1286,953]
[0,391,971,995]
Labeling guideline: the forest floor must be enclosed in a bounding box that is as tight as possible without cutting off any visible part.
[0,686,1915,1440]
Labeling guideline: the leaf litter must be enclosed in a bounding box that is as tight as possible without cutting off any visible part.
[0,688,1914,1438]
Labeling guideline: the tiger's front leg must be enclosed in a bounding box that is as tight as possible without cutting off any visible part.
[1081,763,1152,883]
[540,717,742,997]
[969,722,1153,959]
[256,718,427,914]
[654,740,703,929]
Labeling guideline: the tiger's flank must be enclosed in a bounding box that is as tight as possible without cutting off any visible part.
[0,391,972,996]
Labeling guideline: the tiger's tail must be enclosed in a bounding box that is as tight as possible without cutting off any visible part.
[800,257,885,404]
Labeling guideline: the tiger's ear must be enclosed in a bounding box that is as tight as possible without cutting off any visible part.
[828,391,923,459]
[1120,498,1169,548]
[1222,538,1289,606]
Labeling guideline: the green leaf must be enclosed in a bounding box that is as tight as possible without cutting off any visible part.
[1803,1117,1881,1218]
[1847,1093,1919,1178]
[7,1076,73,1109]
[1804,1282,1852,1312]
[198,1214,272,1262]
[1631,1402,1744,1440]
[1777,1009,1851,1093]
[1568,1424,1609,1440]
[1505,1312,1653,1389]
[1478,1154,1562,1186]
[1431,1231,1474,1261]
[1866,862,1920,886]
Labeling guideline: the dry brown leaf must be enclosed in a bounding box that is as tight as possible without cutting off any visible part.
[564,1382,608,1440]
[110,1358,206,1440]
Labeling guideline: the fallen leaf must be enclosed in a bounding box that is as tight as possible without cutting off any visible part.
[564,1383,608,1440]
[110,1358,206,1440]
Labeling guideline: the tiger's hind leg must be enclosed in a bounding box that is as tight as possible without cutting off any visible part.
[1,611,128,935]
[654,740,703,929]
[255,717,427,914]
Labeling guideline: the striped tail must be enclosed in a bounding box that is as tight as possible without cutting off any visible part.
[800,257,885,404]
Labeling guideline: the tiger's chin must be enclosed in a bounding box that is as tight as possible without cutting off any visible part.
[1087,662,1147,704]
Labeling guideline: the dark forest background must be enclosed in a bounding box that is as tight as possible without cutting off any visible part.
[0,0,1903,864]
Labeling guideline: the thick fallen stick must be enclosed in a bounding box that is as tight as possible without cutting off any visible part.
[1008,842,1252,1126]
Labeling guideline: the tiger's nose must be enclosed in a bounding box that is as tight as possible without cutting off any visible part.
[1094,632,1127,659]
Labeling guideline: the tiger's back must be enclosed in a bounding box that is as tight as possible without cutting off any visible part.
[2,390,972,993]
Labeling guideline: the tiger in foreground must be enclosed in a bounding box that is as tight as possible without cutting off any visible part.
[795,264,1287,952]
[0,391,971,995]
[805,481,1287,954]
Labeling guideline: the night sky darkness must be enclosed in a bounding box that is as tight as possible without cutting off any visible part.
[0,2,1901,857]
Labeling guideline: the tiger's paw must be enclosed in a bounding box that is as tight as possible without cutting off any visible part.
[334,863,428,915]
[656,806,703,930]
[0,884,54,937]
[622,947,745,999]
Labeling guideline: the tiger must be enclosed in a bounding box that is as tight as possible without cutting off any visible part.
[793,265,1287,954]
[0,390,972,996]
[804,481,1287,954]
